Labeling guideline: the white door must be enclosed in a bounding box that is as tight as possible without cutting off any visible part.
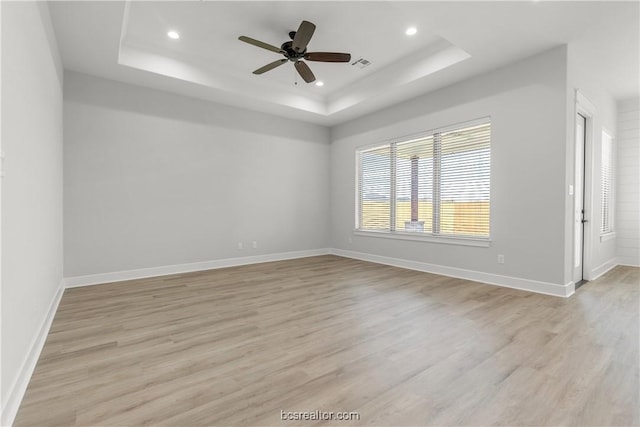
[573,113,586,284]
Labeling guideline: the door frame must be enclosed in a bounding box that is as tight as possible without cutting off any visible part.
[574,90,595,282]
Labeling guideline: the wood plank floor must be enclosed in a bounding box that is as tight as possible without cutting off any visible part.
[14,255,639,426]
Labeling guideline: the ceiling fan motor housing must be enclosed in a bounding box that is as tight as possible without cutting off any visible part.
[281,41,306,61]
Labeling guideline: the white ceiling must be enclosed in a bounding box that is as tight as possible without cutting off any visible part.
[49,1,639,126]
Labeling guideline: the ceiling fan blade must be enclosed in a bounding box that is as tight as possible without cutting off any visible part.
[292,20,316,53]
[238,36,283,54]
[253,59,288,75]
[294,61,316,83]
[304,52,351,63]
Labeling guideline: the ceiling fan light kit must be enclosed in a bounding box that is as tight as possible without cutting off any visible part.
[239,20,351,84]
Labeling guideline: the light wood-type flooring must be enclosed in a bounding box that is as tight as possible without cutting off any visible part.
[14,255,639,426]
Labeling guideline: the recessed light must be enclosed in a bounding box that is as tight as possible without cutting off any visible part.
[315,81,324,87]
[405,27,417,36]
[167,31,180,40]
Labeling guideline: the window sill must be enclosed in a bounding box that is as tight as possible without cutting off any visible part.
[600,232,616,242]
[354,230,491,247]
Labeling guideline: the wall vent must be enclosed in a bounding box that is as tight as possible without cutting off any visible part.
[351,58,372,69]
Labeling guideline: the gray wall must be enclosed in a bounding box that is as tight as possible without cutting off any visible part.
[63,72,331,277]
[1,2,63,422]
[617,97,640,266]
[330,47,569,286]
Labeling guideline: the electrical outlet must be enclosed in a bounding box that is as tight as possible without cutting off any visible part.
[497,254,505,264]
[252,241,258,249]
[237,242,243,250]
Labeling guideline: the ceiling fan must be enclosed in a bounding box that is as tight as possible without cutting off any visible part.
[238,20,351,83]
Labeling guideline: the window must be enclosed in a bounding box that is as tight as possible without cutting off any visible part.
[601,130,614,234]
[357,119,491,240]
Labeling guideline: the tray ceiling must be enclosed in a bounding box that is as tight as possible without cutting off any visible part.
[49,1,639,126]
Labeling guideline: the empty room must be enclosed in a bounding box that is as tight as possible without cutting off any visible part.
[2,1,639,426]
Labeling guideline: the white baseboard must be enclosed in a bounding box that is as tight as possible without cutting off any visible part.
[1,280,65,427]
[63,247,579,297]
[617,256,640,268]
[64,249,330,288]
[589,258,620,280]
[329,248,574,297]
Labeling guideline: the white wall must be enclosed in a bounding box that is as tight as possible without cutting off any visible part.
[616,97,640,266]
[331,47,569,292]
[565,45,619,281]
[63,71,331,278]
[1,2,64,425]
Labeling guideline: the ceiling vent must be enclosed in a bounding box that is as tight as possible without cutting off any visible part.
[351,58,372,69]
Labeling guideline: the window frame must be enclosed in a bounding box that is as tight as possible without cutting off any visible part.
[355,117,492,247]
[600,129,615,238]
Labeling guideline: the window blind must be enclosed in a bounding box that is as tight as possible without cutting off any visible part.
[395,136,434,233]
[359,145,391,231]
[601,131,614,234]
[439,123,491,236]
[357,119,491,238]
